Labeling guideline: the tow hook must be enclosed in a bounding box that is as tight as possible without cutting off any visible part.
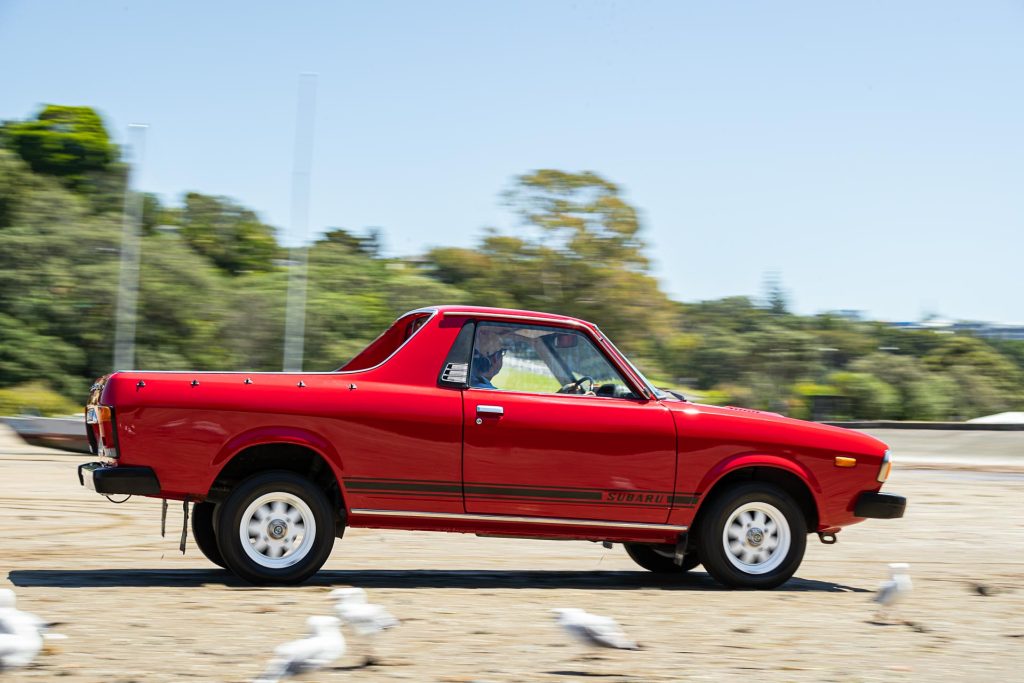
[817,531,838,545]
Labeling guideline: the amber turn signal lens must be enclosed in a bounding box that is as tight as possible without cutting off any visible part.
[834,456,857,468]
[95,405,117,458]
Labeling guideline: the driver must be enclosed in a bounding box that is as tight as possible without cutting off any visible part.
[470,329,506,389]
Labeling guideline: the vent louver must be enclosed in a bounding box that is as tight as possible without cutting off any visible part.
[442,362,468,383]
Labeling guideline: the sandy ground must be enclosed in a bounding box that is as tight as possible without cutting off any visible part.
[1,444,1022,682]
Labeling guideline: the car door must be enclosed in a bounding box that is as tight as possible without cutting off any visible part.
[461,321,677,524]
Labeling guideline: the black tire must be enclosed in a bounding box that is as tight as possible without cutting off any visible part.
[215,470,336,585]
[696,482,807,589]
[191,501,227,569]
[624,543,701,573]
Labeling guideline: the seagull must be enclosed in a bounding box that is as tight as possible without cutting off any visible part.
[873,563,912,621]
[0,628,42,669]
[551,608,640,653]
[0,589,65,668]
[253,615,345,683]
[330,587,399,664]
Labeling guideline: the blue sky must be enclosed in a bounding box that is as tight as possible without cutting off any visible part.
[1,1,1021,322]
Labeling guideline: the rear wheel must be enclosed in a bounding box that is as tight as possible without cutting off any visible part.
[215,471,336,585]
[191,501,226,569]
[697,482,807,589]
[624,543,701,573]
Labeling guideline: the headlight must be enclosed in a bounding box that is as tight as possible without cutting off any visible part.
[877,449,892,483]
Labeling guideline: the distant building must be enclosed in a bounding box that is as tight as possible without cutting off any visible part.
[887,319,1024,340]
[827,310,865,322]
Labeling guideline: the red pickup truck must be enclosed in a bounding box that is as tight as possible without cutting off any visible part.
[78,305,904,589]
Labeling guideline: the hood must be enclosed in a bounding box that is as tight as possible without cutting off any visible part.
[664,401,888,457]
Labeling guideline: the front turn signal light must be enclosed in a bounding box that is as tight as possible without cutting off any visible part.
[877,449,892,483]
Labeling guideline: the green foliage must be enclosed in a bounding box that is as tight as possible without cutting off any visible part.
[301,238,468,370]
[0,314,85,397]
[703,384,756,408]
[425,170,681,371]
[175,192,281,274]
[0,382,82,416]
[849,353,954,420]
[828,372,900,420]
[140,192,180,235]
[1,109,1022,421]
[3,105,117,194]
[761,272,789,315]
[0,184,120,396]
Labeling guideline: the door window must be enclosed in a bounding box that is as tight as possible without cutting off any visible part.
[470,322,637,398]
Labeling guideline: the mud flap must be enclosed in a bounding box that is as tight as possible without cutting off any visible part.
[674,532,689,566]
[180,498,190,554]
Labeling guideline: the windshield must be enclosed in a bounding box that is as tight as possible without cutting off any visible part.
[598,331,673,400]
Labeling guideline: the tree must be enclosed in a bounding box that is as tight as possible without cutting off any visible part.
[0,314,84,397]
[424,170,680,375]
[504,169,649,270]
[140,192,178,235]
[301,237,469,370]
[4,105,117,193]
[760,272,790,315]
[321,228,383,257]
[177,192,281,274]
[828,371,900,419]
[850,353,955,420]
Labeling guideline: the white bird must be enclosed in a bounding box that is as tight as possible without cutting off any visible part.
[0,588,64,669]
[873,563,912,621]
[330,587,399,664]
[253,615,345,683]
[551,608,640,652]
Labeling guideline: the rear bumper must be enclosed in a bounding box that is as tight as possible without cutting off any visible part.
[854,491,906,519]
[78,462,160,496]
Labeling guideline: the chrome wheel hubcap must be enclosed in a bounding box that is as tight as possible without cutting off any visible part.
[240,492,316,569]
[722,501,790,575]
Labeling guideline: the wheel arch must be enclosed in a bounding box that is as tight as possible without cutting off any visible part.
[692,458,821,534]
[207,437,347,530]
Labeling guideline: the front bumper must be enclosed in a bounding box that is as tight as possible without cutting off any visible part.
[854,491,906,519]
[78,462,161,496]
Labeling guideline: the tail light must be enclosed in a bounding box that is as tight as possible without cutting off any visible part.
[86,405,119,459]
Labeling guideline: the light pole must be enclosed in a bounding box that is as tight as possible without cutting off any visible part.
[283,74,318,372]
[113,123,148,371]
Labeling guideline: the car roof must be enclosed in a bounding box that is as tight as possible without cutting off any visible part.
[421,305,597,329]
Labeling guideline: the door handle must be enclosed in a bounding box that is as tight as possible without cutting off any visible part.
[476,405,504,416]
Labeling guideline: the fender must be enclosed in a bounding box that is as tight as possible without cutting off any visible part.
[693,452,824,521]
[212,426,346,487]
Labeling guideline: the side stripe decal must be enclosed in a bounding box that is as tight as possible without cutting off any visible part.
[343,477,702,507]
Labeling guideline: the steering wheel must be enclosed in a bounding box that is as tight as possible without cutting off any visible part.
[558,375,595,395]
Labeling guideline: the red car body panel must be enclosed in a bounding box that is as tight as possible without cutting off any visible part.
[463,388,678,523]
[90,305,894,543]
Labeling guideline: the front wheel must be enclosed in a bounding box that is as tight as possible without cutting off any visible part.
[215,471,336,585]
[624,543,701,573]
[697,482,807,589]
